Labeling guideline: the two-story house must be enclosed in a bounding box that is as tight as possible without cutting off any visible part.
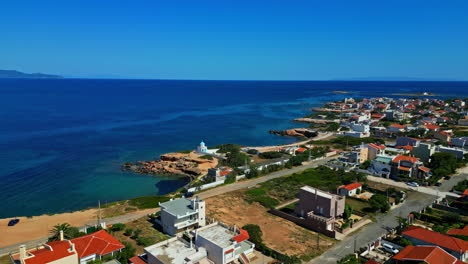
[159,197,206,236]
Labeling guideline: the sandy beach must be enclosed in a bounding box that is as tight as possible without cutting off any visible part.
[0,209,97,248]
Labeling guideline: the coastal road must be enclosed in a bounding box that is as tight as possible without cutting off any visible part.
[0,156,336,256]
[196,156,336,200]
[308,191,437,264]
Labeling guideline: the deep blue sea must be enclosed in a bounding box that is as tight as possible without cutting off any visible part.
[0,79,467,218]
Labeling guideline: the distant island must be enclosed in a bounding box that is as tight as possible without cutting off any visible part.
[0,70,63,79]
[391,92,437,96]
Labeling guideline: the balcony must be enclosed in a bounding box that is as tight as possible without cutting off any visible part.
[174,219,198,229]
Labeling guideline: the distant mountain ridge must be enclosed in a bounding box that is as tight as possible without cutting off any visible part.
[0,70,63,79]
[333,76,457,81]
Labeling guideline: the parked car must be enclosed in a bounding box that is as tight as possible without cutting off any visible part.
[406,182,419,187]
[8,219,20,226]
[435,182,442,187]
[382,243,399,254]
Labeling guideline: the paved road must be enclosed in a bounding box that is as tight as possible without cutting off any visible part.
[309,167,468,264]
[196,157,335,200]
[0,156,335,256]
[308,191,437,264]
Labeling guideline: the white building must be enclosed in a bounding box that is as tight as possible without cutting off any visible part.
[159,197,206,236]
[145,223,255,264]
[197,141,208,153]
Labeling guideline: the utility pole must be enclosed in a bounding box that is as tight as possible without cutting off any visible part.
[98,200,101,227]
[354,236,357,253]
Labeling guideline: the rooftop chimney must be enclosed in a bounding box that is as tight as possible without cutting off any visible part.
[60,230,64,241]
[19,245,26,263]
[70,241,75,252]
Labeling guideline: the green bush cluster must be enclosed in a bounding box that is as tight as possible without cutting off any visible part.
[128,195,170,209]
[258,151,283,159]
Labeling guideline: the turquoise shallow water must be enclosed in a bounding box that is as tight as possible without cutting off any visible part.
[0,79,467,218]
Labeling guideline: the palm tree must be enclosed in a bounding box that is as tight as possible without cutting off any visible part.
[48,223,72,241]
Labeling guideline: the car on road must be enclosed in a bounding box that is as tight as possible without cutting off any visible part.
[406,182,419,187]
[8,219,20,226]
[382,243,399,254]
[435,182,442,187]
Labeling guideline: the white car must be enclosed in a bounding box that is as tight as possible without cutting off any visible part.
[382,243,399,254]
[406,182,419,187]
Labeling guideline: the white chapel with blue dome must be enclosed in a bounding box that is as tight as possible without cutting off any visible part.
[197,140,208,153]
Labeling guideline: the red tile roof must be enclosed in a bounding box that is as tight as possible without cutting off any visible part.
[425,124,441,130]
[393,155,419,163]
[71,230,125,258]
[296,148,307,153]
[398,166,411,171]
[389,124,405,128]
[371,114,384,118]
[396,145,413,151]
[463,189,468,197]
[129,256,148,264]
[418,166,431,173]
[367,143,386,150]
[340,182,362,191]
[232,229,250,243]
[392,245,463,264]
[402,226,468,253]
[22,241,76,264]
[447,226,468,236]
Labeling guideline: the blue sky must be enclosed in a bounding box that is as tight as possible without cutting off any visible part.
[1,0,467,80]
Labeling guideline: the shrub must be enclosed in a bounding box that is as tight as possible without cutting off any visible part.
[250,196,279,209]
[136,236,155,246]
[128,195,170,209]
[199,155,213,160]
[245,188,266,197]
[258,151,283,159]
[110,223,126,232]
[124,228,133,236]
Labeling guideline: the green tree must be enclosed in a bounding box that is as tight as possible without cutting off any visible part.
[369,194,390,213]
[116,241,136,264]
[343,204,353,220]
[242,224,263,246]
[430,152,458,177]
[110,223,126,232]
[48,223,84,241]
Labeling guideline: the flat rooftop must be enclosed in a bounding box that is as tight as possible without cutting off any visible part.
[160,198,197,217]
[196,224,236,248]
[145,238,199,264]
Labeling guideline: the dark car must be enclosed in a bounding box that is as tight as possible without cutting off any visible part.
[8,219,20,226]
[435,182,442,187]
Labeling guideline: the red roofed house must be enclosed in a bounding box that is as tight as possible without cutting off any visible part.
[338,183,363,196]
[12,230,124,264]
[387,124,406,133]
[392,245,465,264]
[447,225,468,237]
[71,230,125,263]
[12,240,78,264]
[365,143,386,160]
[391,155,424,179]
[402,226,468,261]
[424,124,441,132]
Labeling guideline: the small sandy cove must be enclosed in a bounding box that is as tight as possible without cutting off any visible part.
[0,209,98,248]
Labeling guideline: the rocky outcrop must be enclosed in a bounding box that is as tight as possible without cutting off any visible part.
[269,128,318,138]
[122,154,209,179]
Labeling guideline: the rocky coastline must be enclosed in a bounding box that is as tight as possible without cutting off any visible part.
[122,153,216,180]
[269,128,318,138]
